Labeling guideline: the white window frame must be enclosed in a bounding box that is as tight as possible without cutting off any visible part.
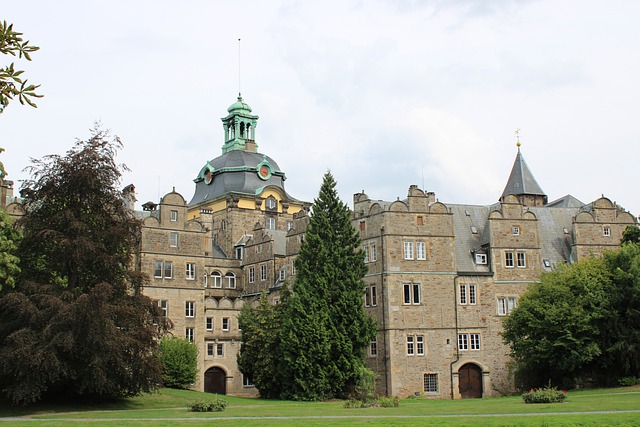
[475,253,487,265]
[249,266,255,283]
[157,300,168,317]
[170,210,178,222]
[185,301,195,317]
[225,272,236,289]
[403,283,420,305]
[363,245,369,263]
[517,251,526,268]
[370,339,377,357]
[287,221,293,231]
[424,373,438,393]
[279,269,285,281]
[404,241,414,260]
[512,226,520,235]
[186,263,195,280]
[458,333,480,351]
[222,317,230,331]
[459,284,467,305]
[164,261,173,279]
[416,335,424,355]
[266,216,276,230]
[370,286,377,307]
[505,251,514,268]
[458,334,469,351]
[186,327,194,343]
[260,264,267,281]
[407,336,415,355]
[470,333,481,350]
[460,282,478,305]
[416,241,426,260]
[207,342,215,356]
[154,260,163,278]
[603,226,611,236]
[243,374,254,387]
[169,232,178,248]
[211,271,222,288]
[206,317,213,331]
[469,284,477,305]
[370,243,377,262]
[498,296,517,316]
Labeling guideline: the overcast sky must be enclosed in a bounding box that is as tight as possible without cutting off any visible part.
[2,0,639,217]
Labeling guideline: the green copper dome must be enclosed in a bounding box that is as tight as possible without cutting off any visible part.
[227,94,252,113]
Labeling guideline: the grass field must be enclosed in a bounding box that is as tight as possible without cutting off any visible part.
[1,386,639,426]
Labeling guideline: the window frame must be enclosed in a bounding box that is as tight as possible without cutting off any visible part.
[475,253,487,265]
[169,232,178,248]
[260,264,267,281]
[416,335,424,355]
[154,260,163,278]
[206,317,213,331]
[170,210,178,222]
[211,271,222,288]
[407,336,415,356]
[512,226,520,236]
[403,283,420,305]
[216,343,224,356]
[222,317,230,331]
[185,301,195,317]
[186,327,194,343]
[207,342,215,356]
[370,339,377,357]
[404,241,414,260]
[164,261,173,279]
[370,243,377,262]
[225,272,236,289]
[517,251,526,268]
[603,226,611,237]
[157,300,168,317]
[505,251,514,268]
[423,373,438,393]
[265,216,276,230]
[185,262,195,280]
[416,241,427,260]
[248,266,255,283]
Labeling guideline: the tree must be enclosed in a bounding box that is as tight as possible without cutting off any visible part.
[0,21,42,114]
[159,337,198,389]
[621,225,640,245]
[0,126,165,405]
[237,291,286,399]
[279,172,376,400]
[0,208,21,291]
[502,257,610,388]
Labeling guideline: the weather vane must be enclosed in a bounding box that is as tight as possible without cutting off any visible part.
[238,38,242,97]
[515,129,521,148]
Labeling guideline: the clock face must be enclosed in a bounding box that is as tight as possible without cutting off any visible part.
[259,165,270,178]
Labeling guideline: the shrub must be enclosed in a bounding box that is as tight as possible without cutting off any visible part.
[522,385,567,404]
[189,396,228,412]
[343,399,362,409]
[376,396,400,407]
[618,377,640,387]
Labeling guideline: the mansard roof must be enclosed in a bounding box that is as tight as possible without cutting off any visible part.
[500,147,546,200]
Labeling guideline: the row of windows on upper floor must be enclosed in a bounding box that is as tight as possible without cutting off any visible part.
[157,300,235,330]
[368,332,483,360]
[246,263,292,283]
[364,283,517,316]
[154,261,238,288]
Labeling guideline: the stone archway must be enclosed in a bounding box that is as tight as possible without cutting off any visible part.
[458,363,483,398]
[204,367,227,394]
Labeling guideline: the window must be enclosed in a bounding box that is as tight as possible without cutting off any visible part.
[256,245,262,254]
[403,283,420,305]
[459,284,467,305]
[416,241,426,260]
[363,245,369,263]
[423,373,438,393]
[216,343,224,356]
[359,221,365,231]
[164,261,173,279]
[458,334,468,351]
[505,251,514,268]
[235,246,243,260]
[543,259,551,268]
[186,263,195,280]
[475,253,487,265]
[469,284,476,305]
[460,283,478,306]
[512,226,520,235]
[260,264,267,281]
[225,272,236,289]
[206,317,213,330]
[249,266,255,283]
[417,215,424,226]
[265,197,277,210]
[185,301,195,317]
[470,333,481,350]
[458,333,480,351]
[370,339,377,356]
[222,317,230,331]
[154,260,163,278]
[207,343,215,356]
[370,243,377,261]
[211,271,222,288]
[407,336,415,355]
[416,335,424,355]
[170,210,178,222]
[279,269,285,281]
[266,217,276,230]
[203,273,208,287]
[365,286,377,307]
[169,232,178,247]
[157,300,168,317]
[186,327,194,343]
[604,226,611,237]
[287,221,293,231]
[498,297,517,316]
[370,286,377,307]
[404,242,414,260]
[291,263,297,276]
[243,374,254,387]
[517,252,526,268]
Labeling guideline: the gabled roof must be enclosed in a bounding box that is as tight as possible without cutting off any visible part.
[500,148,546,200]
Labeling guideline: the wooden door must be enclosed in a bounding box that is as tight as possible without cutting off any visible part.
[204,367,226,394]
[458,363,482,398]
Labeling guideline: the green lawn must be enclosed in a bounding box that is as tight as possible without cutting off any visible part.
[1,386,640,426]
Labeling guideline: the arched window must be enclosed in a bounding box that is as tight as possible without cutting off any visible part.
[203,273,208,287]
[211,271,222,288]
[225,272,236,289]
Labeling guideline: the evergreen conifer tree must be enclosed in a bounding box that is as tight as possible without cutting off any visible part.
[279,172,375,400]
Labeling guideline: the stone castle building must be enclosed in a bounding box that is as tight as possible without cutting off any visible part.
[7,95,633,399]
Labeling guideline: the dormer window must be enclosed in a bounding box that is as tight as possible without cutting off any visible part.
[475,253,487,265]
[265,197,277,210]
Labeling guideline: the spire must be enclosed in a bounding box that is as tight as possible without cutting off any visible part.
[500,136,547,206]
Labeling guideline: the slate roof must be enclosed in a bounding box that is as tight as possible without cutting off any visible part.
[547,194,585,208]
[501,149,546,199]
[188,150,294,206]
[528,205,579,269]
[449,204,492,274]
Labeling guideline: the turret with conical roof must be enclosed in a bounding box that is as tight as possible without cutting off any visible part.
[500,142,547,207]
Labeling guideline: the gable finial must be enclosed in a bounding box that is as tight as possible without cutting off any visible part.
[515,128,521,151]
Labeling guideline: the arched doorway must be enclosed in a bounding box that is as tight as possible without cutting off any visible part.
[458,363,483,398]
[204,367,226,394]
